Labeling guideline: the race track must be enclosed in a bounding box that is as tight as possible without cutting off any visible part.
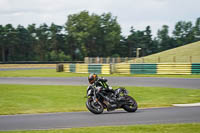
[0,77,200,89]
[0,107,200,131]
[0,76,200,131]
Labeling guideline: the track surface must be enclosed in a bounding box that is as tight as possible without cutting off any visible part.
[0,67,55,71]
[0,77,199,89]
[0,77,200,131]
[0,107,200,131]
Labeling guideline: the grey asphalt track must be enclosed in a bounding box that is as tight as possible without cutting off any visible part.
[0,67,55,71]
[0,77,200,89]
[0,106,200,131]
[0,77,200,131]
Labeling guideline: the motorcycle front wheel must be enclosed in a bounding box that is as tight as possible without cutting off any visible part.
[86,97,104,114]
[123,96,138,112]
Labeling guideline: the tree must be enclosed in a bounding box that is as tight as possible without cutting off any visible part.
[49,23,67,61]
[65,11,121,60]
[1,13,200,62]
[126,26,154,57]
[0,25,5,62]
[99,13,121,57]
[194,17,200,41]
[65,11,91,60]
[157,25,174,51]
[173,21,194,46]
[0,24,18,62]
[126,27,138,57]
[35,23,51,61]
[142,26,154,55]
[15,25,33,61]
[27,24,38,60]
[112,36,128,57]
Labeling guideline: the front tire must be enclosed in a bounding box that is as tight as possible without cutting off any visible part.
[86,97,104,114]
[123,96,138,112]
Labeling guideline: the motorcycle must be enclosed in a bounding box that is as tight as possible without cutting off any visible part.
[85,81,138,114]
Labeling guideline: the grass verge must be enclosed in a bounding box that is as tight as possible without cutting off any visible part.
[129,41,200,63]
[0,84,200,115]
[0,69,200,78]
[1,123,200,133]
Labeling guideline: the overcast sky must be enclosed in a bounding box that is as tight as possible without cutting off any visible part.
[0,0,200,36]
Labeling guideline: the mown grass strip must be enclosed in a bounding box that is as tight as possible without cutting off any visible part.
[1,123,200,133]
[0,69,200,78]
[1,84,200,115]
[130,41,200,63]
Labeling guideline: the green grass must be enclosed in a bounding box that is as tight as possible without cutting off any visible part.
[1,123,200,133]
[1,84,200,115]
[130,41,200,63]
[0,69,200,78]
[0,69,88,77]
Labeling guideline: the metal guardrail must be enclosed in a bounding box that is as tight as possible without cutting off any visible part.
[58,63,200,75]
[61,64,111,74]
[84,57,135,64]
[85,56,200,64]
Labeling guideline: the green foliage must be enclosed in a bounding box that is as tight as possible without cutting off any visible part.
[173,21,195,46]
[0,12,200,62]
[49,51,72,61]
[65,11,121,60]
[194,17,200,41]
[112,53,120,57]
[125,26,155,57]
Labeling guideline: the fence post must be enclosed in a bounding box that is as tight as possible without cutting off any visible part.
[190,56,192,63]
[95,57,97,63]
[112,58,115,64]
[117,57,120,63]
[110,63,114,74]
[125,57,128,63]
[158,56,160,63]
[84,57,89,63]
[173,56,176,63]
[107,57,110,64]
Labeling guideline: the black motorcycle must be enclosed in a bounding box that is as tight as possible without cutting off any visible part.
[86,82,138,114]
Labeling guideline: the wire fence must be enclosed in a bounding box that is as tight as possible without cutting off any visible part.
[84,56,200,64]
[84,57,135,64]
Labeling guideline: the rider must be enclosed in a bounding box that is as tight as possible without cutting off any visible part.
[88,73,115,103]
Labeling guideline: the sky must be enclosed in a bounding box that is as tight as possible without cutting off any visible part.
[0,0,200,36]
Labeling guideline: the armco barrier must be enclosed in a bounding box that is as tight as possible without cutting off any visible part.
[61,63,200,75]
[114,63,157,74]
[63,64,111,74]
[76,64,88,73]
[130,64,157,74]
[157,63,191,75]
[101,64,111,74]
[114,63,130,74]
[192,63,200,74]
[88,64,101,74]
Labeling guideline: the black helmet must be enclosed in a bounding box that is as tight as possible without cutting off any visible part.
[88,73,98,84]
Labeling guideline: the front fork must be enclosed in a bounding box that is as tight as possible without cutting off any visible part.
[92,91,99,103]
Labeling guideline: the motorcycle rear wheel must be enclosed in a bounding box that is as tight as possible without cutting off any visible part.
[86,97,104,114]
[123,96,138,112]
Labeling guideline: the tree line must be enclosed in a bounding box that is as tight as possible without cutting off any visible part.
[0,11,200,62]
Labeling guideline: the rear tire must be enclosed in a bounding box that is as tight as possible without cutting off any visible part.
[86,97,104,114]
[123,96,138,112]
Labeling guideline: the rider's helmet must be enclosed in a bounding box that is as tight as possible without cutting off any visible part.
[88,73,98,84]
